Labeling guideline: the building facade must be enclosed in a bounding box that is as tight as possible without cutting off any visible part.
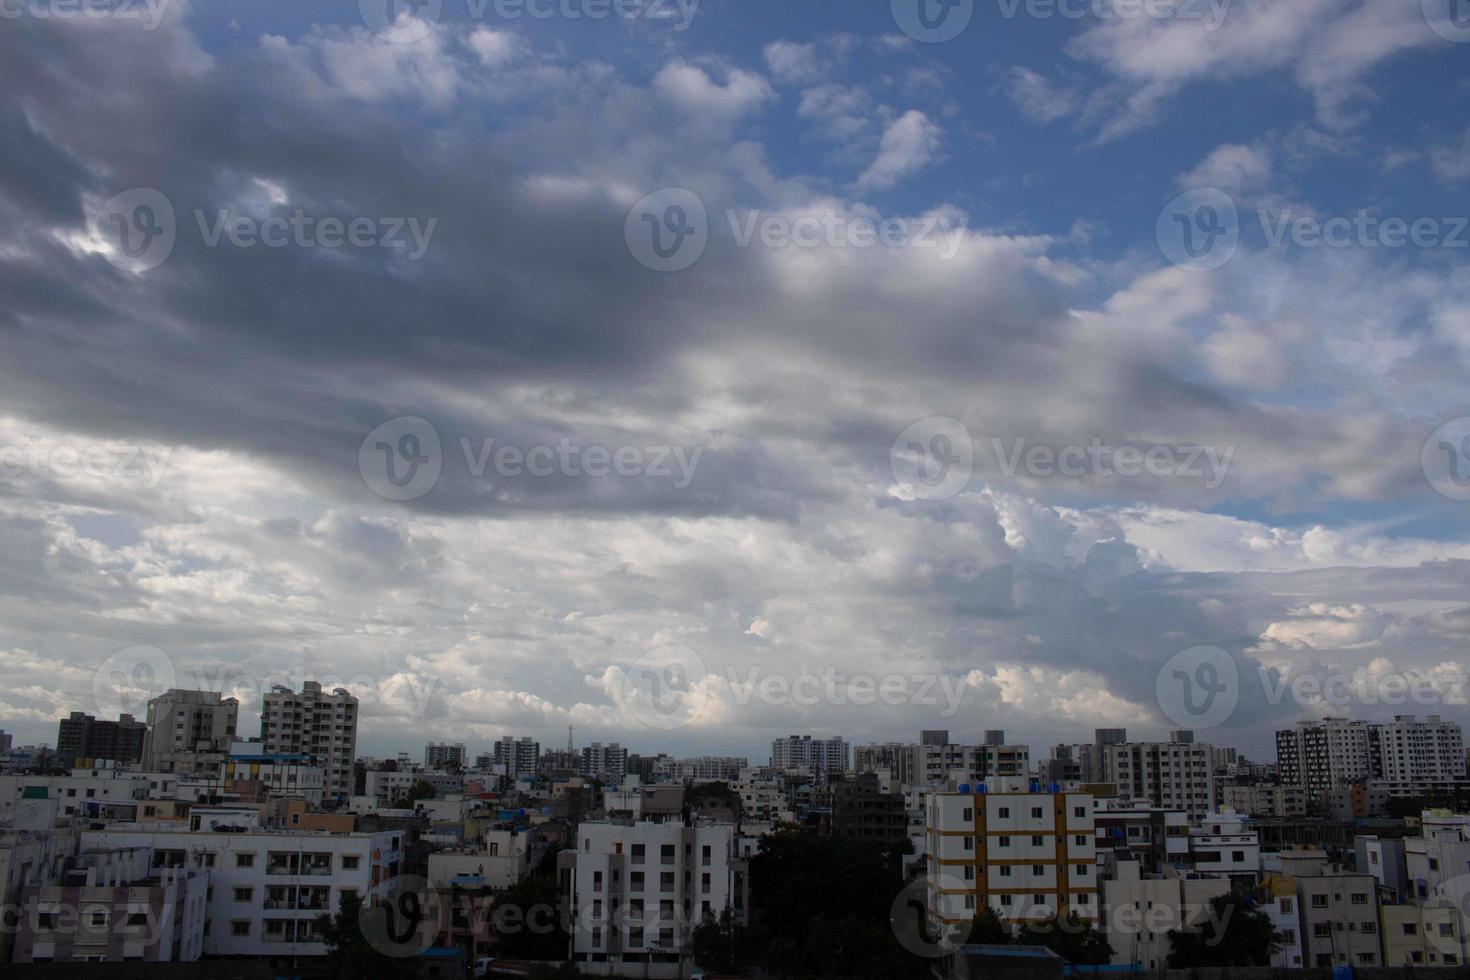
[260,682,358,804]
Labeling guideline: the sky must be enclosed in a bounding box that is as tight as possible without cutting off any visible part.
[1,0,1469,764]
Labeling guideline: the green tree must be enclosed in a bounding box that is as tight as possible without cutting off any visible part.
[391,779,438,809]
[316,890,417,979]
[1018,911,1114,965]
[692,908,745,974]
[968,906,1010,944]
[1166,894,1279,968]
[490,867,569,960]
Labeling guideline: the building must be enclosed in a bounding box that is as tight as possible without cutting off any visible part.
[1271,853,1382,970]
[1103,739,1216,819]
[0,766,151,819]
[1186,810,1260,882]
[1221,782,1308,818]
[141,690,239,772]
[221,747,326,806]
[260,682,358,804]
[830,773,908,841]
[1372,714,1467,797]
[80,821,403,956]
[582,742,629,783]
[926,783,1098,931]
[558,820,749,978]
[1101,862,1230,972]
[11,849,209,963]
[1257,873,1305,969]
[424,742,467,770]
[769,735,849,779]
[1092,799,1190,874]
[56,712,146,765]
[921,730,950,747]
[492,736,540,779]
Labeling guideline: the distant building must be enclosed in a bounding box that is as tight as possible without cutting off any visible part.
[582,742,629,783]
[141,690,239,773]
[424,742,466,769]
[769,735,850,779]
[56,711,146,764]
[492,736,540,779]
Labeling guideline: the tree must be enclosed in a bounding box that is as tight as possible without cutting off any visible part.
[1167,894,1279,968]
[490,866,569,960]
[1018,912,1113,965]
[693,908,744,974]
[316,890,418,979]
[391,779,437,809]
[968,907,1010,944]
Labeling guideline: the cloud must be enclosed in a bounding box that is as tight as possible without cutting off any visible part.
[1001,67,1081,125]
[855,110,942,191]
[654,60,774,119]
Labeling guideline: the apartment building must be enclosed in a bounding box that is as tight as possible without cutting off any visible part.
[1271,853,1381,970]
[1221,782,1308,818]
[11,849,209,963]
[80,819,402,956]
[0,766,151,819]
[492,736,540,779]
[1101,862,1230,972]
[220,749,326,806]
[1276,718,1373,797]
[926,785,1098,930]
[56,712,146,765]
[260,682,358,804]
[1103,739,1216,819]
[1093,799,1190,874]
[1373,715,1468,797]
[652,756,746,783]
[1381,903,1465,967]
[424,742,467,770]
[141,690,239,773]
[1186,810,1260,882]
[769,735,849,778]
[1258,873,1305,969]
[583,743,630,783]
[558,820,748,978]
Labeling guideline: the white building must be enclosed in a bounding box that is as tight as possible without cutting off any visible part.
[1186,810,1260,881]
[1101,864,1230,972]
[1220,782,1308,817]
[0,767,151,819]
[141,690,239,772]
[260,682,359,804]
[559,820,748,978]
[1373,715,1468,797]
[1275,718,1374,797]
[582,743,630,783]
[492,736,540,779]
[1103,740,1216,820]
[926,786,1098,930]
[79,824,403,956]
[1258,873,1305,969]
[769,735,849,778]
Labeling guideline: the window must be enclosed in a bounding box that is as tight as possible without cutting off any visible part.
[998,807,1010,818]
[1075,835,1087,846]
[1031,807,1043,818]
[630,872,644,892]
[962,836,974,851]
[963,866,975,881]
[236,853,255,868]
[1074,806,1085,818]
[1032,865,1045,876]
[1031,835,1043,846]
[1311,895,1328,909]
[999,866,1012,877]
[1280,898,1293,914]
[341,855,359,870]
[233,887,252,902]
[1403,923,1419,936]
[593,871,603,892]
[997,835,1010,847]
[660,844,675,864]
[1350,893,1367,905]
[631,844,645,864]
[1075,865,1088,876]
[231,921,251,936]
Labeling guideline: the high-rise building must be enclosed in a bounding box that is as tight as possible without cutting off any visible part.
[581,742,628,783]
[493,736,541,779]
[56,711,146,764]
[260,682,358,803]
[983,730,1006,747]
[424,742,466,769]
[769,735,850,778]
[925,783,1098,931]
[1103,738,1216,819]
[1371,714,1467,796]
[921,729,950,747]
[142,690,239,772]
[1095,728,1127,747]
